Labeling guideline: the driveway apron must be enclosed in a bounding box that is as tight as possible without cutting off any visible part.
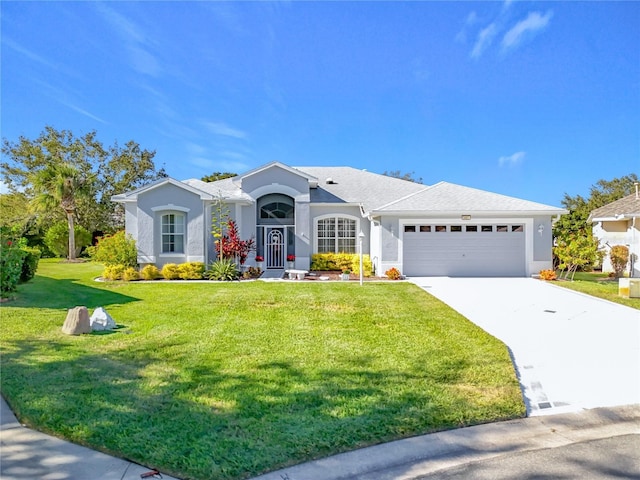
[409,277,640,416]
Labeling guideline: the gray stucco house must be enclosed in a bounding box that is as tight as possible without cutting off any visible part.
[112,161,566,277]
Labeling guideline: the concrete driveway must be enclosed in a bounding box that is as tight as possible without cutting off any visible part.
[408,277,640,416]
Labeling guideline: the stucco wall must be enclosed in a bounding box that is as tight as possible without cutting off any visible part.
[241,166,309,195]
[136,184,206,267]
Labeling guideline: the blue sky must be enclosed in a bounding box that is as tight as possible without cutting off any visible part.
[2,1,638,206]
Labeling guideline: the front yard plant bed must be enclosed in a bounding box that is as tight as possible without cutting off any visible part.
[1,260,525,480]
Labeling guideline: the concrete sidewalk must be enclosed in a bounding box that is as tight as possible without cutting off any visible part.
[251,404,639,480]
[0,395,179,480]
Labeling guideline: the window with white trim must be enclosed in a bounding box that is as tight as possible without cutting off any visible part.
[161,213,185,253]
[316,216,357,253]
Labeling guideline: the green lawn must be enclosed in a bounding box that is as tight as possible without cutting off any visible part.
[1,260,525,480]
[552,271,640,310]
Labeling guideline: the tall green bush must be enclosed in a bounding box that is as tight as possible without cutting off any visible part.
[1,241,26,296]
[44,222,91,258]
[87,231,137,267]
[20,247,41,283]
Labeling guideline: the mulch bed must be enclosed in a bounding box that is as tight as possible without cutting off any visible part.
[302,271,389,281]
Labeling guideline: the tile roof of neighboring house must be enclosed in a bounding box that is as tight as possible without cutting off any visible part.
[589,193,640,220]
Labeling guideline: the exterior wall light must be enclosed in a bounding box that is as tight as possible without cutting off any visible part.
[538,224,545,236]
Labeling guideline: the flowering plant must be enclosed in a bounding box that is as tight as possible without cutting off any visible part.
[255,255,264,262]
[286,254,295,262]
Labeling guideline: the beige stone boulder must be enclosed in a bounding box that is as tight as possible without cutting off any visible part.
[62,306,92,335]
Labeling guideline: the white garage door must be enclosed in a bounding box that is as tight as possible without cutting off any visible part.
[402,223,525,277]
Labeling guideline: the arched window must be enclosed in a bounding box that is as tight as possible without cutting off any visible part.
[257,194,294,224]
[161,213,185,253]
[316,216,358,253]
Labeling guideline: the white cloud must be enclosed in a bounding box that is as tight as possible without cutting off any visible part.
[95,3,161,77]
[498,151,526,167]
[502,11,553,51]
[455,11,479,44]
[471,23,498,59]
[204,122,247,139]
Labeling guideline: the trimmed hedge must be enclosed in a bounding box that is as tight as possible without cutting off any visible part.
[310,253,373,276]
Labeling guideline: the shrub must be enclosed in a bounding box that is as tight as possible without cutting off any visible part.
[102,264,125,281]
[87,231,137,268]
[206,258,239,281]
[242,266,262,279]
[141,264,162,280]
[539,269,557,281]
[385,267,401,280]
[310,253,373,276]
[44,222,92,258]
[20,247,41,283]
[122,267,140,281]
[178,262,205,280]
[610,245,629,279]
[161,263,181,280]
[1,242,26,296]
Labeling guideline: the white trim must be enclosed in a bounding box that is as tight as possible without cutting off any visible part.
[151,204,190,213]
[160,212,186,255]
[138,255,156,264]
[249,184,310,202]
[313,213,361,254]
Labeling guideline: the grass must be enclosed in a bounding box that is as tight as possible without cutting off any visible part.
[1,259,525,480]
[552,271,640,310]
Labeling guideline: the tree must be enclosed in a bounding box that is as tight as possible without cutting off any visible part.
[383,170,423,184]
[201,172,237,182]
[553,173,638,271]
[1,126,166,237]
[32,162,90,261]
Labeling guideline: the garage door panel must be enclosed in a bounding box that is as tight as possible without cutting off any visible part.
[403,228,525,277]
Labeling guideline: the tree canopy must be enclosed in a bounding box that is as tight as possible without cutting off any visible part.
[201,172,237,182]
[382,170,423,184]
[553,173,638,273]
[1,126,167,239]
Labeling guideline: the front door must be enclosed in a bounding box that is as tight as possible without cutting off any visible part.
[266,227,285,269]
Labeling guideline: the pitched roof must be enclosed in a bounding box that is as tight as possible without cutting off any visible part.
[294,166,426,211]
[111,177,214,202]
[589,193,640,220]
[372,181,567,215]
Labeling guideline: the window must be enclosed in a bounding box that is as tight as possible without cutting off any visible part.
[465,225,478,232]
[497,225,508,232]
[481,225,493,232]
[420,225,431,232]
[317,216,357,253]
[404,225,416,233]
[435,225,447,232]
[161,213,184,253]
[451,225,462,232]
[512,225,524,232]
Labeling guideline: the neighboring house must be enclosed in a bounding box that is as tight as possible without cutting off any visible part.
[112,161,567,277]
[589,189,640,277]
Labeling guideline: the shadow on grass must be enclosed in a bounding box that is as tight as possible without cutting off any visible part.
[7,275,139,310]
[0,337,522,480]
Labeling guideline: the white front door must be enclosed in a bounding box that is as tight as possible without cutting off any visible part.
[266,227,285,269]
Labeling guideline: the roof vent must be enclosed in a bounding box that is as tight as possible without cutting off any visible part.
[326,178,335,184]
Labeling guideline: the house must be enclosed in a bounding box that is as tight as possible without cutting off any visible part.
[112,161,567,277]
[589,188,640,277]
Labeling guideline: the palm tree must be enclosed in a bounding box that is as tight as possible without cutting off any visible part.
[32,162,89,261]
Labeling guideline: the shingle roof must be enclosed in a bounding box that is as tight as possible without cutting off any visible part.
[373,181,566,214]
[295,166,426,211]
[590,193,640,220]
[178,165,566,215]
